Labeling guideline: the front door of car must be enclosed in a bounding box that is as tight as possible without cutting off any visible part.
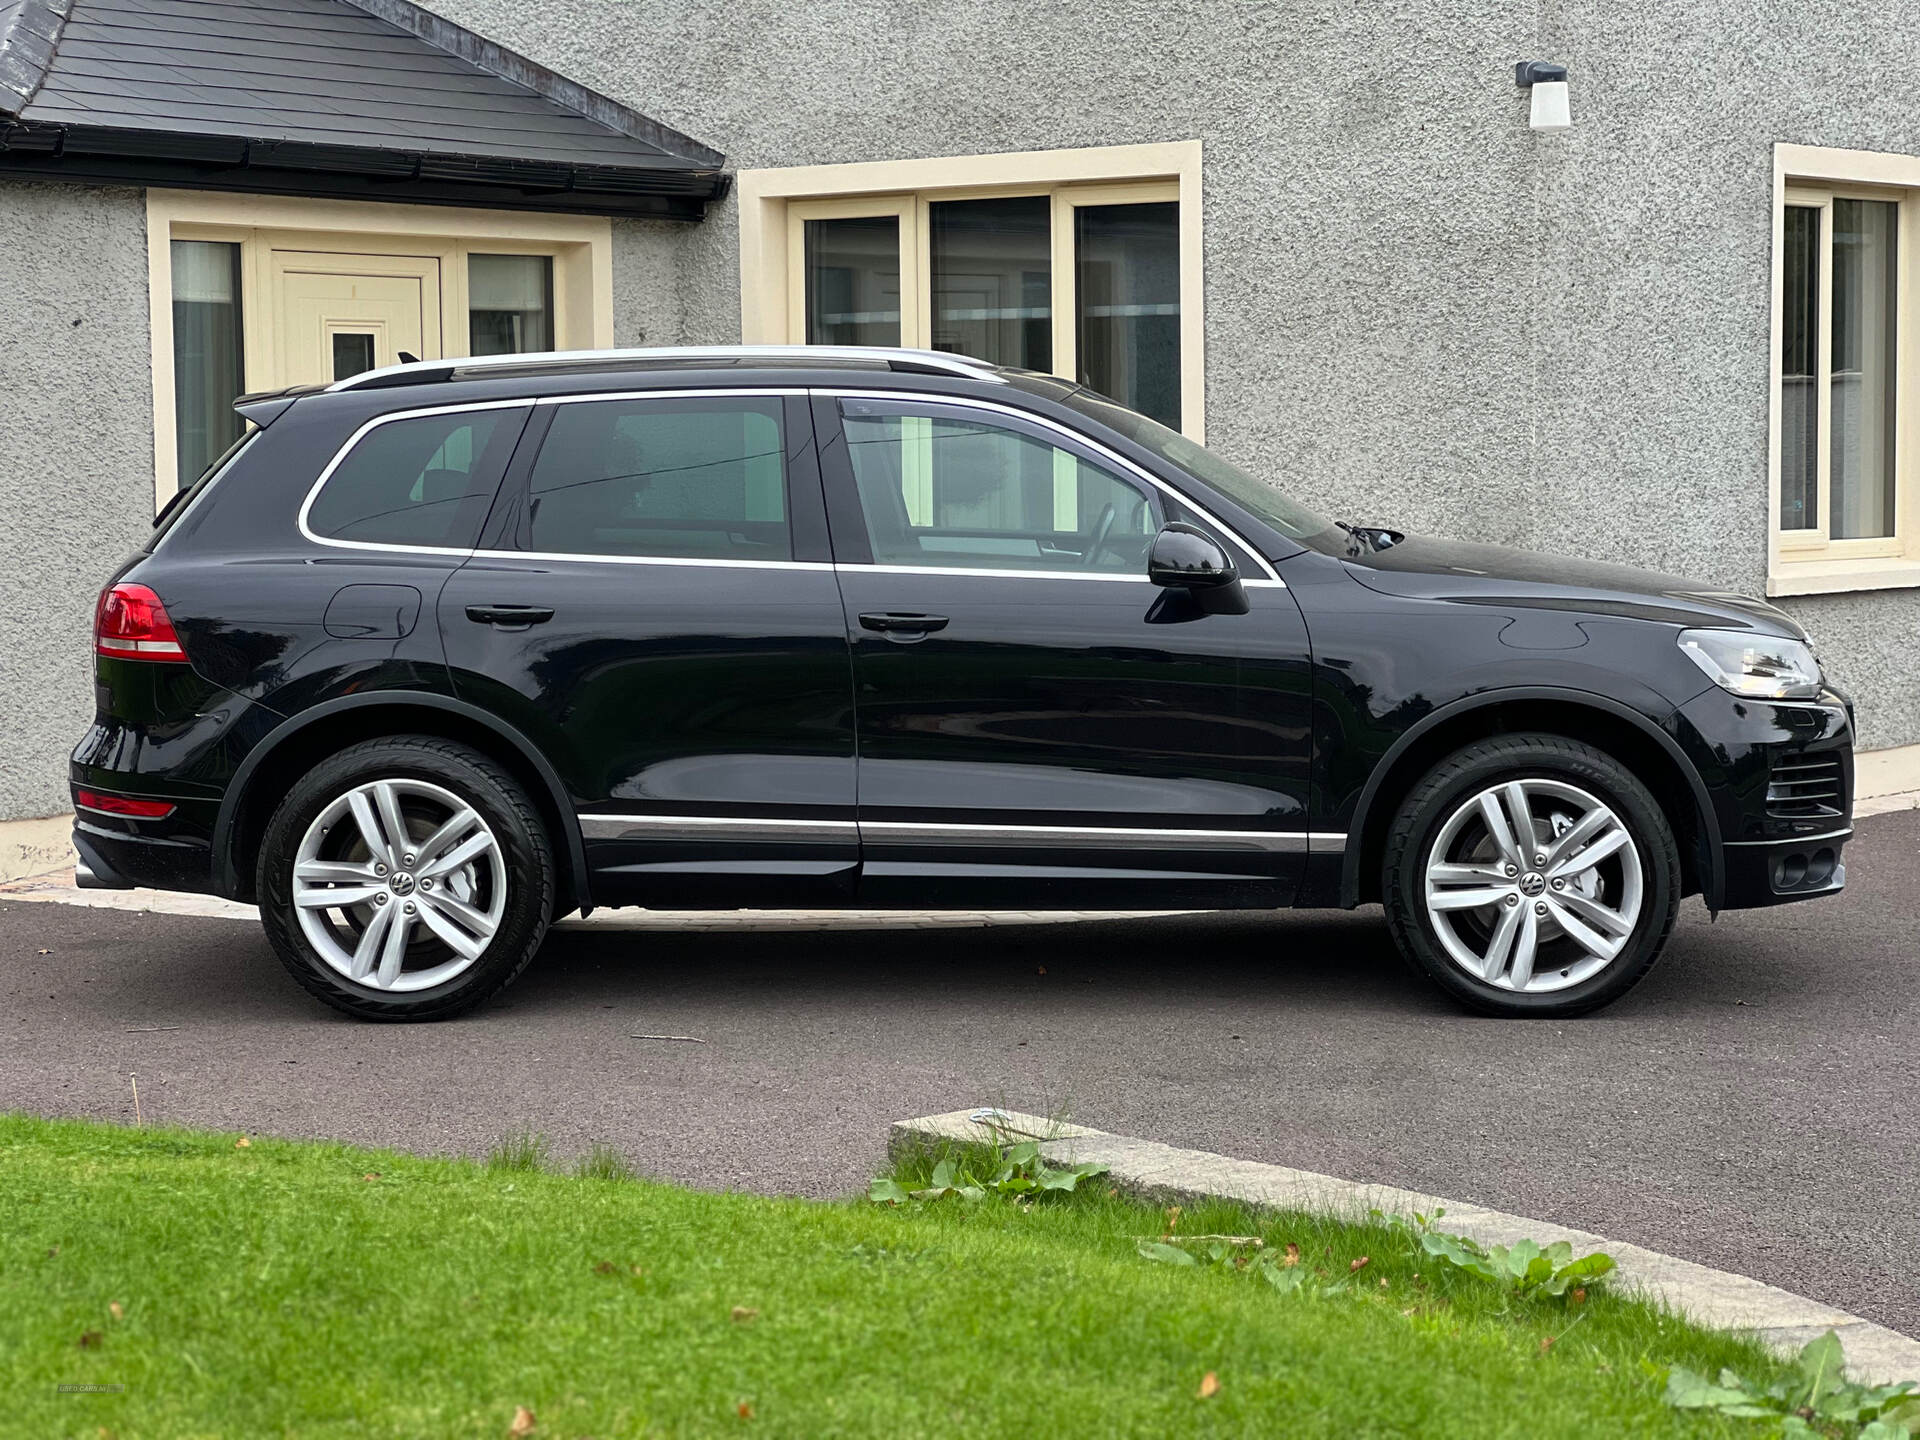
[816,391,1315,908]
[438,388,858,907]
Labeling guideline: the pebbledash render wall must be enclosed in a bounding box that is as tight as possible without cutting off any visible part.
[0,183,155,826]
[437,0,1920,754]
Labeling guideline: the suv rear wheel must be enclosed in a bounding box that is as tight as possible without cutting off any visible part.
[257,736,555,1021]
[1382,734,1680,1017]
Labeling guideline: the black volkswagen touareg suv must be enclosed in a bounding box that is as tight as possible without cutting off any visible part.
[72,346,1854,1021]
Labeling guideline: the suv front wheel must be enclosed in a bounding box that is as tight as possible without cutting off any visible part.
[1382,734,1681,1017]
[257,736,555,1021]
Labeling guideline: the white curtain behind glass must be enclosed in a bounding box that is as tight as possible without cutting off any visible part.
[1829,199,1898,540]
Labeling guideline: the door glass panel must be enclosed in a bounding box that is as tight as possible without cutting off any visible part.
[840,401,1160,573]
[469,254,554,356]
[928,195,1051,369]
[331,332,376,381]
[1075,201,1181,428]
[308,407,526,547]
[169,239,246,489]
[528,397,790,560]
[805,216,900,345]
[1830,198,1898,540]
[1780,206,1819,532]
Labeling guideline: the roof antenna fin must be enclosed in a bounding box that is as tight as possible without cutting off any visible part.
[397,350,420,365]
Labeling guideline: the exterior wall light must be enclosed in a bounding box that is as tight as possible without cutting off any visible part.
[1515,60,1571,131]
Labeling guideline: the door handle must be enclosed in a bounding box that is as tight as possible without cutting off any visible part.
[859,612,949,635]
[466,604,554,629]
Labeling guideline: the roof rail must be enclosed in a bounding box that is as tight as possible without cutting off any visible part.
[327,345,1004,393]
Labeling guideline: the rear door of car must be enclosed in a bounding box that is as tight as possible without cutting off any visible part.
[814,388,1315,910]
[437,384,858,907]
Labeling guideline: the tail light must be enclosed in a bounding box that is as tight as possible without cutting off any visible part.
[75,789,175,819]
[95,582,188,662]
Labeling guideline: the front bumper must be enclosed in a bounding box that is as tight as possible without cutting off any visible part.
[1671,684,1854,911]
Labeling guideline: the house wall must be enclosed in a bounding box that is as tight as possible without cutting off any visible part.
[0,182,153,825]
[450,0,1920,750]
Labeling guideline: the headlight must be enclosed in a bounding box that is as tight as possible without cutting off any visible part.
[1678,628,1822,700]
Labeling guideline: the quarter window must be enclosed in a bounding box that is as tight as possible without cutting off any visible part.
[839,400,1161,573]
[307,408,526,548]
[527,397,790,561]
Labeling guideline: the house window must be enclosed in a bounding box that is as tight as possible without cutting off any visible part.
[1770,147,1920,595]
[468,253,554,356]
[794,186,1181,427]
[169,239,246,485]
[744,144,1205,436]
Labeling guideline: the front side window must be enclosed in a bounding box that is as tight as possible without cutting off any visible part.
[840,399,1160,573]
[527,396,789,561]
[307,407,526,547]
[1779,186,1901,562]
[792,180,1186,429]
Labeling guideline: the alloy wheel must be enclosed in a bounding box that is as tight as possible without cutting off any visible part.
[291,778,507,992]
[1422,778,1643,994]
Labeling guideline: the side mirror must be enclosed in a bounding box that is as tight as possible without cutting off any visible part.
[1147,522,1249,615]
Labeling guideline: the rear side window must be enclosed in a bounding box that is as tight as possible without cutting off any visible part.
[527,396,789,561]
[307,406,528,548]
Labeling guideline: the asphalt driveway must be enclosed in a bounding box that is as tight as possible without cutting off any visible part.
[4,810,1917,1336]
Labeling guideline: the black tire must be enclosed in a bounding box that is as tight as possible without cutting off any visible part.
[1381,734,1680,1018]
[256,735,555,1021]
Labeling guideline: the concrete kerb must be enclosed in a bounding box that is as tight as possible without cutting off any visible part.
[890,1108,1920,1387]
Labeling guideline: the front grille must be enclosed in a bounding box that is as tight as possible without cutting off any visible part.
[1766,755,1846,820]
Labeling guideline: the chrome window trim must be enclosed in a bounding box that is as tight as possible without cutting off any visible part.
[820,388,1285,584]
[477,552,837,573]
[295,398,537,558]
[328,345,1003,393]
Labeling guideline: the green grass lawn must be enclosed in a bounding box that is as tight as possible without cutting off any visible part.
[1,1114,1794,1439]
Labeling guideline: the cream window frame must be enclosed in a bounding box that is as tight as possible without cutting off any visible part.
[146,189,614,509]
[738,142,1205,440]
[1770,145,1920,595]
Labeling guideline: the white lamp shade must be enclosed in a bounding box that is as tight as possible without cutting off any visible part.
[1529,79,1571,131]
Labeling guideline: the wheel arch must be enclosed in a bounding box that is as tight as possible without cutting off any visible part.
[1340,687,1721,911]
[214,691,590,912]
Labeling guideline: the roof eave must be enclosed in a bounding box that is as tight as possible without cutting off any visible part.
[0,120,729,219]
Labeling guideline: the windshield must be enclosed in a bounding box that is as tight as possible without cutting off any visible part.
[1058,388,1337,549]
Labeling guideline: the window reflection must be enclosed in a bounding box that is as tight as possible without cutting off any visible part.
[806,216,901,346]
[1076,202,1180,428]
[170,239,246,488]
[469,254,554,356]
[929,196,1051,369]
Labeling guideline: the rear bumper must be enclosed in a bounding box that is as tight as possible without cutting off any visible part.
[71,819,220,896]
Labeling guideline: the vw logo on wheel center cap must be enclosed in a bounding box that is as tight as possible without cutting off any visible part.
[1518,871,1547,897]
[389,871,416,896]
